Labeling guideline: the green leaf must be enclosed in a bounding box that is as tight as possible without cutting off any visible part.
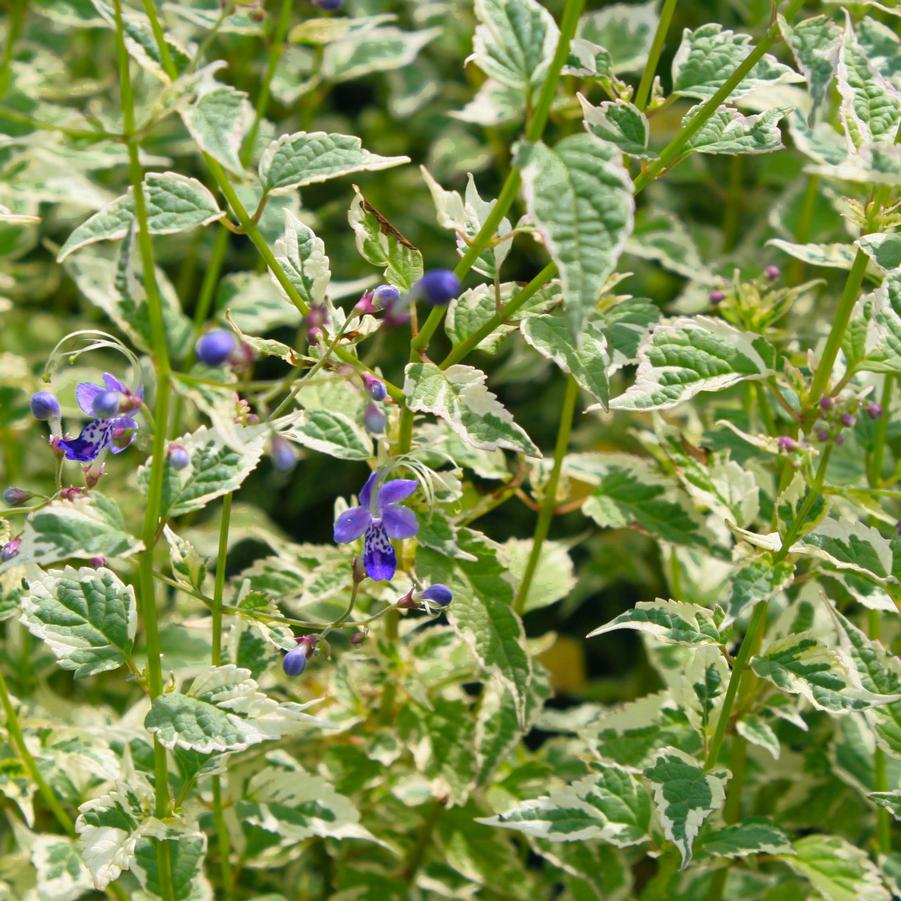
[7,493,142,569]
[144,664,328,753]
[163,525,208,594]
[419,530,532,727]
[588,598,725,646]
[751,632,900,714]
[478,765,652,846]
[321,25,440,84]
[870,790,901,819]
[696,817,793,859]
[812,141,901,188]
[683,105,790,155]
[20,566,137,678]
[57,173,224,261]
[735,714,780,760]
[601,297,662,373]
[779,14,841,121]
[579,96,650,158]
[520,313,609,407]
[471,0,557,93]
[181,84,252,175]
[30,835,94,901]
[858,232,901,273]
[273,210,331,310]
[259,131,409,195]
[837,19,901,150]
[404,362,539,457]
[280,409,372,461]
[643,747,729,868]
[768,239,860,271]
[677,644,730,740]
[672,23,803,101]
[133,833,211,901]
[138,426,266,518]
[347,186,422,291]
[609,316,775,412]
[727,557,794,620]
[780,834,891,901]
[577,0,657,74]
[625,211,706,280]
[497,538,575,614]
[520,134,634,336]
[797,517,893,581]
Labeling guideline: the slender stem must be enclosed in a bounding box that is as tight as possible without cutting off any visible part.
[808,248,870,403]
[441,263,558,368]
[633,0,806,193]
[513,376,579,615]
[111,3,174,897]
[867,376,893,487]
[139,0,178,80]
[192,228,230,336]
[0,0,28,98]
[787,175,820,285]
[634,0,677,111]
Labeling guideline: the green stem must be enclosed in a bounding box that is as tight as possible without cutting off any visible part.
[112,2,174,897]
[512,376,579,615]
[787,175,819,285]
[808,248,870,403]
[633,0,677,111]
[867,376,893,487]
[139,0,177,80]
[632,0,806,193]
[0,0,28,98]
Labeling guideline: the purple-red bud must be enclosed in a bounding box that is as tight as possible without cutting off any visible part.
[362,373,387,401]
[816,429,830,442]
[1,537,21,562]
[3,488,32,507]
[819,396,833,411]
[841,413,856,428]
[709,289,725,305]
[866,402,883,420]
[776,436,798,452]
[764,265,780,280]
[835,433,845,445]
[89,556,107,568]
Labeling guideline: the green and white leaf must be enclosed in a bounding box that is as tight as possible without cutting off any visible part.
[348,186,422,291]
[57,173,224,260]
[609,316,775,411]
[767,238,860,271]
[259,131,409,195]
[163,525,207,593]
[181,83,252,175]
[520,313,609,407]
[404,362,539,457]
[643,747,729,868]
[779,14,841,121]
[20,566,137,678]
[589,599,725,646]
[675,644,730,740]
[133,832,211,901]
[751,631,900,714]
[520,134,634,336]
[683,105,790,155]
[6,493,142,570]
[30,834,94,901]
[280,409,372,461]
[321,25,440,84]
[672,23,803,101]
[735,714,781,760]
[497,538,575,614]
[779,834,891,901]
[478,765,651,846]
[601,297,662,373]
[625,211,707,280]
[870,790,901,819]
[727,557,794,621]
[273,210,331,310]
[696,817,793,859]
[858,232,901,273]
[796,517,893,581]
[579,96,650,158]
[145,664,330,753]
[577,0,657,73]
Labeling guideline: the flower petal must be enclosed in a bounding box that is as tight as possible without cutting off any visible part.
[102,372,128,394]
[363,523,396,581]
[381,505,418,540]
[358,471,378,509]
[333,506,371,543]
[58,420,112,462]
[75,382,104,417]
[109,417,137,454]
[377,479,417,510]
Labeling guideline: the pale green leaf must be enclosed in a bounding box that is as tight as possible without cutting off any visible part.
[870,790,901,819]
[273,210,331,310]
[858,232,901,273]
[727,557,794,620]
[589,598,725,646]
[322,26,440,84]
[797,517,893,581]
[404,362,539,457]
[780,834,891,901]
[601,297,662,373]
[696,817,793,859]
[20,566,137,678]
[767,238,859,271]
[779,14,841,121]
[497,538,575,614]
[520,134,634,335]
[133,833,212,901]
[735,714,780,760]
[579,96,650,158]
[280,409,372,461]
[577,0,657,74]
[259,131,409,195]
[625,211,706,279]
[683,105,790,155]
[181,84,252,175]
[30,835,94,901]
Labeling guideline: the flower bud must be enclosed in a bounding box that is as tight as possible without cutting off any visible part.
[168,444,190,470]
[363,403,387,435]
[840,413,856,428]
[362,373,387,401]
[776,435,798,452]
[2,487,31,506]
[819,396,833,411]
[1,537,21,562]
[421,584,453,607]
[195,330,236,367]
[283,643,308,676]
[31,391,60,421]
[395,589,417,609]
[816,429,830,442]
[417,269,461,306]
[709,289,725,305]
[352,555,366,583]
[764,265,780,280]
[89,556,107,568]
[307,326,324,345]
[60,487,82,501]
[372,284,400,310]
[350,630,367,646]
[92,390,120,419]
[866,402,883,420]
[355,292,378,315]
[314,0,342,8]
[270,435,298,473]
[835,433,845,446]
[83,463,105,489]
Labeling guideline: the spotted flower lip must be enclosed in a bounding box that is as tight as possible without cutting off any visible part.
[333,471,418,581]
[58,373,140,463]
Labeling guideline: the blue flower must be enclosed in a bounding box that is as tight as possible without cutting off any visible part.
[333,472,418,581]
[58,373,139,463]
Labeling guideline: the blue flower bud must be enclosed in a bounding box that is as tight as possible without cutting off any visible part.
[363,403,386,435]
[31,391,60,421]
[417,269,461,306]
[270,435,298,473]
[315,0,342,9]
[283,643,308,676]
[372,284,400,309]
[362,373,387,401]
[3,488,32,506]
[195,330,236,367]
[168,444,190,470]
[421,584,453,607]
[92,390,120,419]
[1,537,21,562]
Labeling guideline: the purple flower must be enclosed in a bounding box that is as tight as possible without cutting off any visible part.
[372,284,400,309]
[31,391,60,421]
[363,403,386,435]
[196,330,236,367]
[417,269,461,306]
[816,429,830,442]
[1,537,21,562]
[314,0,342,9]
[58,374,139,463]
[283,635,317,676]
[89,556,107,568]
[270,435,298,473]
[819,396,833,411]
[421,584,453,607]
[168,444,190,470]
[362,373,387,401]
[333,472,418,581]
